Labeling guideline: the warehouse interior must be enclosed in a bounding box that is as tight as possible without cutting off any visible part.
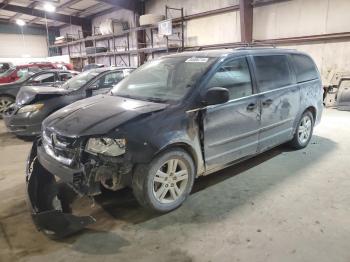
[0,0,349,261]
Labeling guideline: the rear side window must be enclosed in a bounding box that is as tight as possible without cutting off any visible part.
[253,55,293,92]
[58,72,73,81]
[291,54,318,83]
[31,73,55,83]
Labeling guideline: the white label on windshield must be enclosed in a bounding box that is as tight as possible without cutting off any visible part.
[185,57,209,63]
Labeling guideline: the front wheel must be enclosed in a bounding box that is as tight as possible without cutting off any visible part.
[132,148,195,212]
[289,111,314,149]
[0,96,14,117]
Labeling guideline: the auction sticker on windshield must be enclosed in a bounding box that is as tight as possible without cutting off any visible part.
[185,57,209,63]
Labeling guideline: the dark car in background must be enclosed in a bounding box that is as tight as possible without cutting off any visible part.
[0,69,78,116]
[82,63,105,72]
[4,67,134,136]
[25,48,323,238]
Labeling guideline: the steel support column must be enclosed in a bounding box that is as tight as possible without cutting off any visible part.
[239,0,253,43]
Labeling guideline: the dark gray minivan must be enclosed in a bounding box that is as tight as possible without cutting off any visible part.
[26,48,323,238]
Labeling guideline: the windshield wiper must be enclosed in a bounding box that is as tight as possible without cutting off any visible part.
[116,94,167,103]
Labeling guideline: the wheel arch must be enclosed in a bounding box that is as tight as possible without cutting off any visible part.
[305,106,317,121]
[155,142,200,176]
[0,93,16,100]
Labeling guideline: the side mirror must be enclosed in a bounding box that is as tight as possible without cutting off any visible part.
[86,84,98,91]
[202,87,229,106]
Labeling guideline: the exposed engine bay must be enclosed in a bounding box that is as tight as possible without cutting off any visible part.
[26,137,134,238]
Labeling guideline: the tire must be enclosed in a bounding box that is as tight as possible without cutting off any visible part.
[289,110,314,149]
[0,95,15,118]
[132,148,195,212]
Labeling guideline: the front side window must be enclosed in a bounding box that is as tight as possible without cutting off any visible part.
[90,72,124,90]
[101,72,124,88]
[291,54,318,83]
[207,57,253,100]
[111,57,216,102]
[253,55,293,92]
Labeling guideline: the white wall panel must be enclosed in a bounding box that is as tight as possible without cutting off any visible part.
[254,0,350,40]
[186,12,240,46]
[0,33,48,58]
[280,42,350,82]
[326,0,350,33]
[146,0,241,46]
[146,0,239,16]
[253,0,330,40]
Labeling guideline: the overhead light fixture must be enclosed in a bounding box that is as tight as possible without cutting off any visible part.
[43,2,56,12]
[16,19,26,26]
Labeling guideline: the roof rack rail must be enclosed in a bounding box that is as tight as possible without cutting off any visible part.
[192,42,277,52]
[234,42,277,49]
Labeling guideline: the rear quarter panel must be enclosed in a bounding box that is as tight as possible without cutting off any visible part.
[298,78,323,126]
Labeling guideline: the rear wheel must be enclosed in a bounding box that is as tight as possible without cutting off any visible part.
[132,149,195,212]
[289,111,314,149]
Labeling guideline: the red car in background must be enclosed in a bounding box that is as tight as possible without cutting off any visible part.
[0,63,56,84]
[28,62,74,70]
[0,62,74,84]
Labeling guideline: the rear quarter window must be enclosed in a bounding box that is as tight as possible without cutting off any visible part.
[291,54,319,83]
[253,55,293,92]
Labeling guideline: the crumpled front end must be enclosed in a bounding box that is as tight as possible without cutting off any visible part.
[26,139,96,239]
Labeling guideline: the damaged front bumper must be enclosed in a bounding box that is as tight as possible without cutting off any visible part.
[26,139,96,239]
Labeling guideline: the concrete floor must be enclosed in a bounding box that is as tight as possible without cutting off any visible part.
[0,108,349,262]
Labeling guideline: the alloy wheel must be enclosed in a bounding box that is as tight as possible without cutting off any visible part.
[152,158,189,204]
[298,115,312,144]
[0,97,14,114]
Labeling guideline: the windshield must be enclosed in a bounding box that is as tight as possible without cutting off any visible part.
[0,68,15,78]
[111,57,216,102]
[61,70,99,90]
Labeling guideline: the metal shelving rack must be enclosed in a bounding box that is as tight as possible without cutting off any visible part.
[48,6,185,70]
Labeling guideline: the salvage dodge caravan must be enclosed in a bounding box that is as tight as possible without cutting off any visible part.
[26,48,323,238]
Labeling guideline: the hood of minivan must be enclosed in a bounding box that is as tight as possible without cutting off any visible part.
[16,85,70,105]
[43,95,168,137]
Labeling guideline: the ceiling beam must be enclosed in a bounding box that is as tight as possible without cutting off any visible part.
[28,0,82,25]
[252,0,292,7]
[0,0,10,9]
[2,3,91,26]
[55,0,82,10]
[76,3,107,17]
[9,1,37,21]
[94,0,136,11]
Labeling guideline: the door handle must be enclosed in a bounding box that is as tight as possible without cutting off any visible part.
[246,103,257,111]
[262,99,273,107]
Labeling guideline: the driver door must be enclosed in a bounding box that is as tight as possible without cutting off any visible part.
[203,57,260,171]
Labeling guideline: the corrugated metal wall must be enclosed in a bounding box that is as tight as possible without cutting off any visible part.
[253,0,350,80]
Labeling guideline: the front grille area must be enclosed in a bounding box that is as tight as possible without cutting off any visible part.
[42,129,81,166]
